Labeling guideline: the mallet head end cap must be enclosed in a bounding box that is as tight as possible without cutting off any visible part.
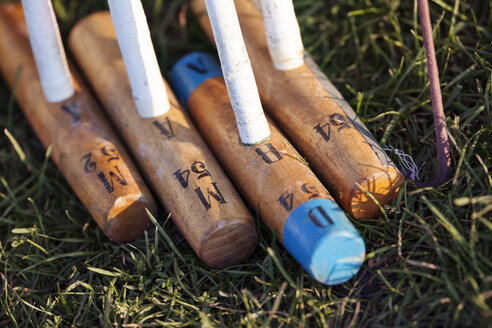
[309,229,365,285]
[283,198,365,285]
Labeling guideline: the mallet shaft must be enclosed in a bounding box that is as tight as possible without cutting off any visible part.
[0,4,157,243]
[204,0,270,145]
[69,12,257,268]
[107,0,170,118]
[20,0,74,102]
[192,0,403,219]
[260,0,304,70]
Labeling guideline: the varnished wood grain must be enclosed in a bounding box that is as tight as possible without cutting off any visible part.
[0,3,157,242]
[189,76,337,242]
[68,12,257,268]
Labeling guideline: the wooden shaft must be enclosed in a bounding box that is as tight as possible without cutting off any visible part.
[0,3,157,243]
[191,0,404,219]
[68,12,257,269]
[171,52,365,285]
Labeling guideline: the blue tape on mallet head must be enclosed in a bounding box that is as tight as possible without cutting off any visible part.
[283,199,365,285]
[171,52,223,106]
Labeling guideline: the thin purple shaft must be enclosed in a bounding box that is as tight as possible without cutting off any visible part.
[415,0,451,187]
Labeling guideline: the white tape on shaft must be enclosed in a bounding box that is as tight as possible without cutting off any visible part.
[261,0,304,70]
[108,0,170,118]
[205,0,270,145]
[21,0,74,103]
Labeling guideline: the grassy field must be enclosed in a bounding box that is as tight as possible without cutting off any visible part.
[0,0,491,326]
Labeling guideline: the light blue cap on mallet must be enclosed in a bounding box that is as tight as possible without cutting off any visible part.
[171,52,223,105]
[171,52,366,285]
[283,198,365,285]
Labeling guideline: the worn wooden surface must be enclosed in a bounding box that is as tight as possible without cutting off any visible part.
[69,12,257,268]
[0,3,157,243]
[189,76,336,241]
[191,0,404,219]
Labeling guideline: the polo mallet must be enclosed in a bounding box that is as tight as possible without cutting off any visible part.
[192,0,404,219]
[0,2,158,242]
[172,52,365,285]
[69,8,257,269]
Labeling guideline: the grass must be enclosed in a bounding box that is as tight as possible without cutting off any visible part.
[0,0,491,326]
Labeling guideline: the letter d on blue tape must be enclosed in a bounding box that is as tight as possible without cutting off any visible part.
[171,52,223,105]
[283,199,365,285]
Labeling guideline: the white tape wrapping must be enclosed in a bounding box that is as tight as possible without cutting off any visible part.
[21,0,74,103]
[205,0,271,145]
[261,0,304,70]
[108,0,170,118]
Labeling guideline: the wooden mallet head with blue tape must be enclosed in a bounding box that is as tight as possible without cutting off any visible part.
[172,52,366,285]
